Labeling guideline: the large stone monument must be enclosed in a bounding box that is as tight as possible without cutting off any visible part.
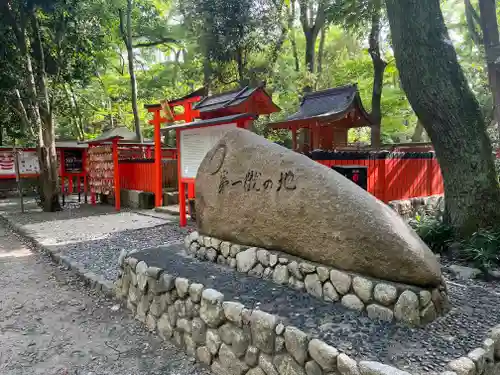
[195,128,441,288]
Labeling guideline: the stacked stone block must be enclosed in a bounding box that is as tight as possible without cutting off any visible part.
[115,252,500,375]
[184,232,449,326]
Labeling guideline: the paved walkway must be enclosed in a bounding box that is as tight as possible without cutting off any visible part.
[0,222,209,375]
[0,197,191,281]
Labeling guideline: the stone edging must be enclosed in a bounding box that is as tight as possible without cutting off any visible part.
[116,252,500,375]
[184,232,449,326]
[389,195,444,220]
[117,253,407,375]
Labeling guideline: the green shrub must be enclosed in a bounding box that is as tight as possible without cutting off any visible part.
[410,214,454,253]
[460,229,500,271]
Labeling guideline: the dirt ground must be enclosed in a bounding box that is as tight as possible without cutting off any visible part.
[0,222,209,375]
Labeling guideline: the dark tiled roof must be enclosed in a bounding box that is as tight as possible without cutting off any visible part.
[288,84,370,121]
[193,87,257,112]
[161,113,256,132]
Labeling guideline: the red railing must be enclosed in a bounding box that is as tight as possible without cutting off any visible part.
[117,144,177,193]
[117,145,177,160]
[310,151,445,203]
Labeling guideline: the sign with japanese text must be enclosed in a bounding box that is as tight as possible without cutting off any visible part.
[180,123,237,179]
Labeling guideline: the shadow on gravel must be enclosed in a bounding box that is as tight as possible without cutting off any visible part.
[0,199,121,226]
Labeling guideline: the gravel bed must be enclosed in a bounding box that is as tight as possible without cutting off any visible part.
[133,245,500,373]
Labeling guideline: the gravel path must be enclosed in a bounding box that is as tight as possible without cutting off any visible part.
[0,222,210,375]
[134,245,500,373]
[0,198,190,281]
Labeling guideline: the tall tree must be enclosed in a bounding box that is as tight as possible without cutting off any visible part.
[385,0,500,234]
[337,0,387,147]
[119,0,143,142]
[464,0,500,139]
[298,0,328,91]
[367,0,386,148]
[2,0,60,211]
[186,0,286,88]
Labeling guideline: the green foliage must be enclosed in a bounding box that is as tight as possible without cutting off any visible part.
[410,214,454,254]
[0,0,496,151]
[460,229,500,271]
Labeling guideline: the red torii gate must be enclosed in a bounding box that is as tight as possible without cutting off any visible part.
[144,88,206,207]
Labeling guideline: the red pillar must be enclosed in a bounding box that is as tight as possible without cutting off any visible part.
[112,139,120,211]
[153,109,163,207]
[292,127,297,151]
[177,128,187,227]
[83,149,88,202]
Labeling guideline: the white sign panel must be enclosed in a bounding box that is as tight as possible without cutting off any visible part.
[180,123,237,179]
[19,151,40,174]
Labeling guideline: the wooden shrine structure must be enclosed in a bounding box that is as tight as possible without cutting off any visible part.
[268,84,374,152]
[145,87,207,207]
[160,85,280,226]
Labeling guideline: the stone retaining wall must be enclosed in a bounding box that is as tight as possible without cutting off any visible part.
[389,195,444,221]
[184,232,449,326]
[115,252,500,375]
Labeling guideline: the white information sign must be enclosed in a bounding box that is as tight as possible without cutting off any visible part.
[180,123,237,179]
[0,150,40,175]
[19,151,40,174]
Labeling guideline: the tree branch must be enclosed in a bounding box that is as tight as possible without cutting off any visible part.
[133,37,179,48]
[298,0,311,32]
[311,0,327,38]
[464,0,483,45]
[14,89,30,132]
[118,9,129,48]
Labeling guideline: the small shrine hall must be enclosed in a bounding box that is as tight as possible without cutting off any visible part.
[144,84,280,223]
[268,84,374,152]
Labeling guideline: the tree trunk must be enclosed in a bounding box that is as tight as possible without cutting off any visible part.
[123,0,142,142]
[236,47,245,87]
[304,31,316,74]
[317,25,327,86]
[64,84,85,141]
[298,0,325,92]
[478,0,500,142]
[32,13,60,212]
[411,119,426,142]
[368,0,386,149]
[385,0,500,234]
[289,1,300,72]
[464,0,483,45]
[303,31,316,92]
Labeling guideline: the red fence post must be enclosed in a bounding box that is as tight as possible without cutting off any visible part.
[112,139,120,211]
[178,128,187,227]
[153,110,163,207]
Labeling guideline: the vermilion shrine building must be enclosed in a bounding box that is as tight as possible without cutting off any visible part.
[269,85,374,152]
[142,84,443,226]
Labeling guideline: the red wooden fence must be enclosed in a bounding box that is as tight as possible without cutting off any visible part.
[119,159,178,193]
[310,151,444,203]
[119,161,156,192]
